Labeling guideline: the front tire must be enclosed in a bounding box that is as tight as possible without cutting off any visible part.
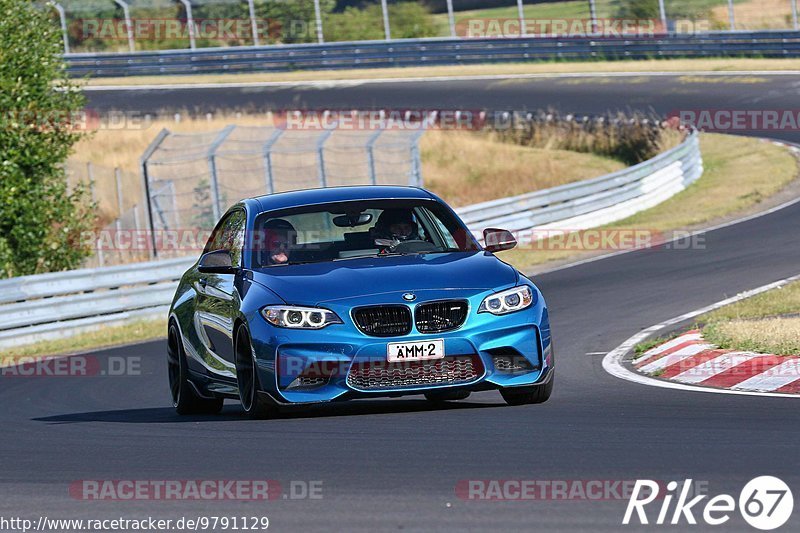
[168,323,223,415]
[500,375,553,406]
[235,326,277,419]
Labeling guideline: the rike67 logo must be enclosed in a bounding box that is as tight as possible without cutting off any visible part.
[624,477,793,530]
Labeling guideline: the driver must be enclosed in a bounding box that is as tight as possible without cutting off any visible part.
[373,209,420,243]
[260,218,297,266]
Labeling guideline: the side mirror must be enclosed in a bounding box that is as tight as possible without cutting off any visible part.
[198,250,236,274]
[483,228,517,253]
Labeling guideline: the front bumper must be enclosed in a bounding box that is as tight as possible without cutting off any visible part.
[248,289,553,404]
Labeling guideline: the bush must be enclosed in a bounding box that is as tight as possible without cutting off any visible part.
[614,0,661,19]
[489,110,680,166]
[0,0,95,278]
[324,2,438,42]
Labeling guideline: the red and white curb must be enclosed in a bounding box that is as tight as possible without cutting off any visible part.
[603,273,800,399]
[634,330,800,394]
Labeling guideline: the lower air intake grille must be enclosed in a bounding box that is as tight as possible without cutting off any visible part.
[415,300,468,333]
[346,355,482,390]
[492,355,536,373]
[353,305,412,337]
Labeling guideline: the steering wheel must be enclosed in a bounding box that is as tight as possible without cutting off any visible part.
[392,240,438,254]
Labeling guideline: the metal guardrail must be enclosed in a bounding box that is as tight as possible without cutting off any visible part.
[0,132,702,349]
[457,130,702,234]
[66,32,800,78]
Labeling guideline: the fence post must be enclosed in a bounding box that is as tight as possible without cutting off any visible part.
[113,0,135,52]
[313,0,324,43]
[316,128,335,188]
[588,0,598,34]
[516,0,526,37]
[178,0,196,50]
[793,0,798,30]
[207,126,236,221]
[409,125,427,187]
[381,0,391,40]
[366,129,383,185]
[140,128,171,259]
[727,0,735,30]
[262,129,284,195]
[658,0,667,32]
[446,0,456,38]
[53,3,69,54]
[247,0,259,46]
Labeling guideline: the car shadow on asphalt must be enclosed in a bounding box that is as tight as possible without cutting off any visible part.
[33,398,505,424]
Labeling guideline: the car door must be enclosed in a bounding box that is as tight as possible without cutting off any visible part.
[194,209,246,373]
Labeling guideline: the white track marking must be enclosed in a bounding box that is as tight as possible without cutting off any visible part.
[602,273,800,399]
[638,343,712,374]
[81,70,800,91]
[733,359,800,392]
[636,332,702,363]
[672,352,759,384]
[534,191,800,277]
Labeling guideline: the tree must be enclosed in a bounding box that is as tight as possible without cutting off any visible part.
[0,0,94,278]
[614,0,660,19]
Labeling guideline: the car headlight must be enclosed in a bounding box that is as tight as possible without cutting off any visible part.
[261,306,342,329]
[478,285,535,315]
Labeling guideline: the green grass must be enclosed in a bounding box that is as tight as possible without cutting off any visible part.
[436,0,590,25]
[701,281,800,323]
[0,318,166,362]
[694,280,800,356]
[634,332,682,359]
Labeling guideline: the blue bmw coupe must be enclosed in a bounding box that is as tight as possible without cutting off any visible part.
[168,186,553,417]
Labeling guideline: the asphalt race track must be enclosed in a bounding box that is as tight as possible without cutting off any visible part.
[3,74,799,531]
[86,73,800,143]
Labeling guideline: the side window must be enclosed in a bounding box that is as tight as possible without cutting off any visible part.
[203,210,246,267]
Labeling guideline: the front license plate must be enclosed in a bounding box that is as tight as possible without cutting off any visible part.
[387,339,445,363]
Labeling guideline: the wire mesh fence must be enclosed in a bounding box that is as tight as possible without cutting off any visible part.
[140,121,424,258]
[66,160,151,267]
[46,1,800,55]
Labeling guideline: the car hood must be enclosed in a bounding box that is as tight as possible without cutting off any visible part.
[251,252,518,306]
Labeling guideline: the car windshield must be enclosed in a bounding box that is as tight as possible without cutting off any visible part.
[251,199,479,268]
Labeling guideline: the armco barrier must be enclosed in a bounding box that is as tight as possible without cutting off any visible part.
[67,32,800,78]
[0,132,701,349]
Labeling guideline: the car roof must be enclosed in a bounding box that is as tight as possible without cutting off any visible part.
[250,186,436,213]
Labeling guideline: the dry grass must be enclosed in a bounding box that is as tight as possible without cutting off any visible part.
[420,130,624,207]
[696,271,800,356]
[712,0,795,30]
[499,133,798,269]
[702,280,800,323]
[81,58,800,88]
[0,318,166,361]
[70,112,277,222]
[703,317,800,356]
[71,113,626,222]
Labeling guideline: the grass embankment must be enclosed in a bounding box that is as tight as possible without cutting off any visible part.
[1,319,166,360]
[499,133,798,269]
[636,280,800,359]
[698,281,800,356]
